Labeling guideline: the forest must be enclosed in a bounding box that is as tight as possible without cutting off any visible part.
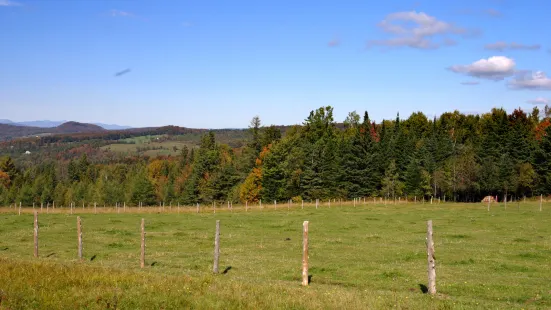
[1,105,551,206]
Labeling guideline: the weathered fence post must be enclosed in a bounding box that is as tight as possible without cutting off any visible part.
[94,202,97,214]
[197,203,199,214]
[301,200,304,210]
[42,203,44,212]
[18,202,21,216]
[246,201,248,212]
[316,199,318,209]
[427,220,436,295]
[140,218,145,268]
[540,194,543,212]
[302,221,309,286]
[77,216,83,260]
[34,211,39,257]
[213,220,220,273]
[504,194,507,210]
[487,197,490,212]
[274,200,277,210]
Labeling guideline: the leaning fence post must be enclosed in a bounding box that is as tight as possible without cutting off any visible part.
[213,220,220,273]
[34,211,39,257]
[140,218,146,268]
[427,220,436,295]
[302,221,309,286]
[77,216,83,260]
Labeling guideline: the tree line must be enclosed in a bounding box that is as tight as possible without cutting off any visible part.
[1,105,551,206]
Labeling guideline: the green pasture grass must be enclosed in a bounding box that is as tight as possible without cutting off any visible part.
[101,141,195,157]
[1,201,551,309]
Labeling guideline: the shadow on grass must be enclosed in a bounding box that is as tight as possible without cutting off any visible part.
[222,266,232,274]
[46,252,56,258]
[90,254,97,261]
[151,261,158,266]
[419,284,428,294]
[308,275,313,284]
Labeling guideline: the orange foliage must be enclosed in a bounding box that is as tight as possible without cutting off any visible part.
[535,119,551,140]
[0,171,10,188]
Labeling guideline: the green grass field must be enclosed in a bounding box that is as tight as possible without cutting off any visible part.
[1,202,550,309]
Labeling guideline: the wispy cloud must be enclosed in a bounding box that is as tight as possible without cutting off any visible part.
[526,97,550,105]
[0,0,22,6]
[367,11,478,50]
[460,81,480,85]
[110,10,135,18]
[508,71,551,90]
[449,56,516,80]
[328,35,340,47]
[182,21,193,28]
[483,8,502,17]
[456,8,502,17]
[485,41,541,51]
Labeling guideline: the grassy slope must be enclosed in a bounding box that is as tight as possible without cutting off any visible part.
[1,202,550,309]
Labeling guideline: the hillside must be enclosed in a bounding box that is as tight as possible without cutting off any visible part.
[0,122,106,141]
[54,121,106,134]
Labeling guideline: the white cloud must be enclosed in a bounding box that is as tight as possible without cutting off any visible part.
[449,56,516,80]
[526,97,550,105]
[460,81,480,85]
[485,41,541,51]
[367,11,475,49]
[508,71,551,90]
[0,0,21,6]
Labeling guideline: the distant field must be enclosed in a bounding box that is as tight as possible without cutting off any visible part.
[1,202,550,309]
[101,135,197,157]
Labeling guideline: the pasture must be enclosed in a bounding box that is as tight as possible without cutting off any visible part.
[0,202,550,309]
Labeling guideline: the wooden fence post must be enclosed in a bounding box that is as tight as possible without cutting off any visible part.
[302,221,309,286]
[246,201,248,212]
[316,199,318,209]
[34,211,39,257]
[274,200,277,210]
[94,202,97,214]
[197,203,199,214]
[427,220,436,295]
[487,197,490,212]
[18,202,21,216]
[504,194,507,210]
[301,200,304,210]
[77,216,83,260]
[540,194,543,212]
[213,220,220,274]
[140,218,145,268]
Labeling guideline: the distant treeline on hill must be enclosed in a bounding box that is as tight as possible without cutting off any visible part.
[1,105,551,206]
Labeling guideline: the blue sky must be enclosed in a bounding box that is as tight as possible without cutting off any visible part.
[1,0,550,128]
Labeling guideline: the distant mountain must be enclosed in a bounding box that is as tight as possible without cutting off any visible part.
[93,123,132,130]
[56,122,106,133]
[18,120,66,128]
[0,119,131,130]
[0,121,106,141]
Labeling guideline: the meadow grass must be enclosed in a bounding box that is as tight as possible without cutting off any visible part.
[1,201,550,309]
